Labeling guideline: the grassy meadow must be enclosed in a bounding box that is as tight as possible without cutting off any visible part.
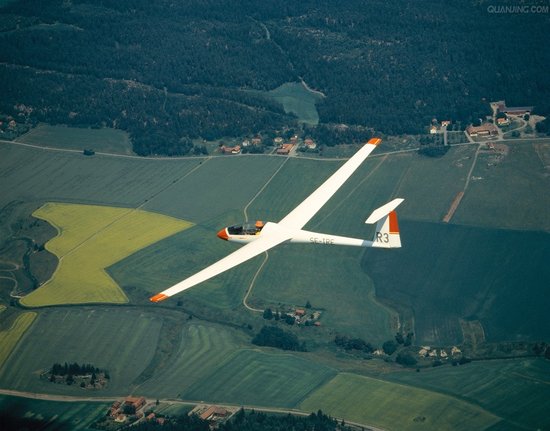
[265,81,323,125]
[21,203,191,306]
[16,124,135,155]
[299,373,499,431]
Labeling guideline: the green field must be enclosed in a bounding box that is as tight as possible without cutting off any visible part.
[21,203,191,306]
[137,323,245,397]
[386,358,550,430]
[0,308,162,395]
[455,141,550,231]
[364,220,550,344]
[299,373,499,431]
[264,81,323,125]
[0,394,111,431]
[16,124,135,155]
[1,138,549,430]
[183,349,336,407]
[0,312,36,368]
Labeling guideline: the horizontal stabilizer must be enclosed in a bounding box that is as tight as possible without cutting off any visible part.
[365,198,404,224]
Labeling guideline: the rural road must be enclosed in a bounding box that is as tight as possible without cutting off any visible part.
[0,388,386,431]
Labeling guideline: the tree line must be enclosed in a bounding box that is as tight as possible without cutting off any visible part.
[252,325,306,351]
[1,0,548,155]
[50,362,104,377]
[130,408,353,431]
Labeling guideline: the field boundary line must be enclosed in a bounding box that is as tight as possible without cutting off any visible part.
[242,251,269,313]
[243,157,289,222]
[443,143,481,223]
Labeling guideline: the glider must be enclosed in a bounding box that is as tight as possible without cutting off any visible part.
[150,138,403,302]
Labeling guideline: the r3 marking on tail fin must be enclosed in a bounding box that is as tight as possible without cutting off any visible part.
[366,199,404,249]
[373,210,401,248]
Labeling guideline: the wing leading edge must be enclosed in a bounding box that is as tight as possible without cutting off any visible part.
[150,226,292,302]
[278,137,381,229]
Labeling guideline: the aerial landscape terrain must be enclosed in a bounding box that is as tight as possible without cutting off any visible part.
[1,1,549,430]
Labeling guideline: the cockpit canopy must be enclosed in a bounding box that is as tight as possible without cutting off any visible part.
[227,220,264,236]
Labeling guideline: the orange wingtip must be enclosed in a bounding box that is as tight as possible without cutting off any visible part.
[389,210,400,234]
[150,293,169,303]
[367,137,382,146]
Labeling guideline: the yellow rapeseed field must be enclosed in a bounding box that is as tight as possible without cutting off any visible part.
[0,312,37,368]
[21,203,192,306]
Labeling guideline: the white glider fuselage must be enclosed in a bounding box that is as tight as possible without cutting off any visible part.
[218,222,375,248]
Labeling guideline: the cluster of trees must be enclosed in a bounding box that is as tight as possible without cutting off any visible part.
[262,308,296,325]
[121,412,210,431]
[130,408,351,431]
[48,362,109,386]
[536,118,550,135]
[219,408,353,431]
[1,0,548,155]
[334,335,375,354]
[252,325,306,351]
[50,362,104,377]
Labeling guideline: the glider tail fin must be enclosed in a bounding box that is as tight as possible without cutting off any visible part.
[365,198,404,249]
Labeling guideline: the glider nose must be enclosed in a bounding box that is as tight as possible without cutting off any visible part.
[217,228,229,241]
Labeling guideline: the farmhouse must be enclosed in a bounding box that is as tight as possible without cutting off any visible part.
[295,308,306,317]
[466,123,498,137]
[200,406,229,421]
[496,117,510,126]
[304,138,317,149]
[276,143,294,155]
[124,396,146,412]
[220,144,241,154]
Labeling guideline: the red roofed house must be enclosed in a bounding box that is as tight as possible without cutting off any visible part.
[276,143,294,155]
[220,145,241,154]
[200,406,229,421]
[466,123,498,137]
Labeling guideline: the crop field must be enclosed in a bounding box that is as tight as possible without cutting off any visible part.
[183,349,337,408]
[363,220,550,345]
[0,395,111,431]
[16,124,135,155]
[0,143,201,210]
[299,373,499,431]
[386,358,550,430]
[1,136,549,430]
[108,222,268,308]
[21,203,191,306]
[0,308,162,395]
[249,245,396,344]
[141,155,287,221]
[265,81,323,125]
[138,323,245,397]
[0,312,36,368]
[455,140,550,231]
